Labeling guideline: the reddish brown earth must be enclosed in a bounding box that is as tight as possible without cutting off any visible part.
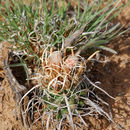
[0,0,130,130]
[88,35,130,130]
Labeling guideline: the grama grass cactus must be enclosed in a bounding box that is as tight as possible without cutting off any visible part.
[0,0,128,129]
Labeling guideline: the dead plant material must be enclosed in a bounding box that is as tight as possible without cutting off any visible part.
[63,22,88,49]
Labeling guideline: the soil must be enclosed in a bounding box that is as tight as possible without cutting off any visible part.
[0,0,130,130]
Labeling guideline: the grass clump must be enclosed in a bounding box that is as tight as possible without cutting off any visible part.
[0,0,127,129]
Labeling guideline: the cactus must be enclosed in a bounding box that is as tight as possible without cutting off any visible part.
[0,0,127,129]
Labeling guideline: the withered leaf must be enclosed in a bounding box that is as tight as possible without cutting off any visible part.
[64,22,88,48]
